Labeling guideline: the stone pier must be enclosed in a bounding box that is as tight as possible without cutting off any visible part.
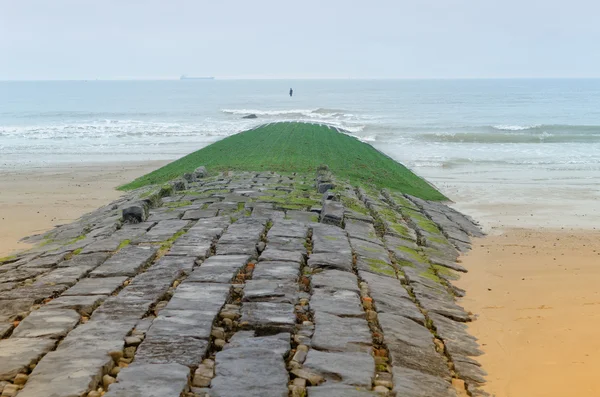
[0,168,487,397]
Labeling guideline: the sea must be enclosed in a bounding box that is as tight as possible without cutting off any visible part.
[1,79,600,228]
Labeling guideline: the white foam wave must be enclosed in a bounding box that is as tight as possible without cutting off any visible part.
[492,124,541,131]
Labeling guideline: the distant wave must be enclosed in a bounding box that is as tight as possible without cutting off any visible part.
[418,124,600,144]
[492,124,541,131]
[221,107,352,118]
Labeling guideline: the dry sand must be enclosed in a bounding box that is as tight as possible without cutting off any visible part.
[457,229,600,397]
[0,161,168,257]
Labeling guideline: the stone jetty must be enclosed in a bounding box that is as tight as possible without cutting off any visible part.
[0,165,488,397]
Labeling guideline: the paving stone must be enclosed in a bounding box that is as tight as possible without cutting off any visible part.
[282,210,316,223]
[146,310,215,339]
[57,252,111,268]
[90,245,157,277]
[147,209,184,222]
[307,252,353,272]
[166,242,212,258]
[259,247,304,263]
[240,302,295,333]
[32,265,91,288]
[104,363,191,396]
[80,237,123,254]
[359,271,425,324]
[378,313,450,378]
[134,219,189,243]
[429,313,482,357]
[182,208,219,220]
[0,267,48,283]
[19,253,68,269]
[135,335,209,367]
[311,311,372,353]
[0,298,34,322]
[252,261,300,280]
[453,359,487,385]
[63,276,127,296]
[307,385,376,396]
[12,308,80,339]
[0,338,56,381]
[392,366,458,397]
[311,269,360,293]
[186,255,249,283]
[243,279,298,303]
[409,281,470,322]
[91,296,154,322]
[15,345,114,397]
[211,347,289,397]
[225,331,290,356]
[344,219,381,245]
[163,283,230,311]
[321,200,344,227]
[45,295,106,316]
[216,244,257,256]
[3,280,71,302]
[268,221,308,238]
[303,350,374,387]
[266,236,307,252]
[311,289,364,317]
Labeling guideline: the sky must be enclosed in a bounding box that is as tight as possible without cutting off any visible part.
[1,0,599,80]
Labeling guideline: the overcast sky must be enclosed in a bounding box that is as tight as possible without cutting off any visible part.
[1,0,599,80]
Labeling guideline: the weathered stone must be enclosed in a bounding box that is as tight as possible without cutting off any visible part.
[307,252,353,272]
[194,166,208,179]
[211,347,288,397]
[453,359,487,385]
[268,221,308,239]
[303,350,374,387]
[344,219,381,245]
[63,276,127,296]
[266,236,306,252]
[90,245,157,277]
[104,363,190,396]
[311,311,372,353]
[0,338,56,381]
[307,385,376,396]
[252,261,300,280]
[392,366,458,396]
[379,313,450,378]
[186,255,249,283]
[320,200,344,226]
[310,289,365,317]
[12,308,80,339]
[45,295,105,316]
[182,209,218,220]
[224,331,290,357]
[0,299,34,322]
[311,269,360,293]
[0,283,68,302]
[134,219,188,243]
[429,313,482,357]
[240,302,295,333]
[123,201,149,223]
[358,271,425,324]
[259,248,304,263]
[166,242,212,258]
[135,335,209,367]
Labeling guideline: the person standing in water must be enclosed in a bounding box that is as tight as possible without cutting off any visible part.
[289,88,293,97]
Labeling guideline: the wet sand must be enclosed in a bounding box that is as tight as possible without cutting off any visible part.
[456,229,600,397]
[0,161,168,257]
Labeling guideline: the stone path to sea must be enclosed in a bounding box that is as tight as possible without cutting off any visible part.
[0,166,489,397]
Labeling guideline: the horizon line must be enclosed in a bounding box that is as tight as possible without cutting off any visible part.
[3,76,600,82]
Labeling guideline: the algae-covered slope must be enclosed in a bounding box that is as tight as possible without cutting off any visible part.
[120,122,446,201]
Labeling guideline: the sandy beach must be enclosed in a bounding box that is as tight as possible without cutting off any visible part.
[0,161,168,258]
[456,229,600,396]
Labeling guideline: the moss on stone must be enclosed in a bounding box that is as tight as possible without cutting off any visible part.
[419,269,442,283]
[164,200,193,208]
[340,196,369,215]
[117,239,131,251]
[367,258,396,277]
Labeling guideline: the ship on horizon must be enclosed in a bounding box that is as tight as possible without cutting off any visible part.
[180,75,215,80]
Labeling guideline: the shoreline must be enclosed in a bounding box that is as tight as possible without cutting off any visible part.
[0,160,169,257]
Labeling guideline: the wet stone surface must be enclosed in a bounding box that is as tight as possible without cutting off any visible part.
[0,169,485,396]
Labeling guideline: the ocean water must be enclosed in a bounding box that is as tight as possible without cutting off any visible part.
[1,79,600,227]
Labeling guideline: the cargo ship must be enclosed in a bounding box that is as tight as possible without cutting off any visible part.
[180,75,215,80]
